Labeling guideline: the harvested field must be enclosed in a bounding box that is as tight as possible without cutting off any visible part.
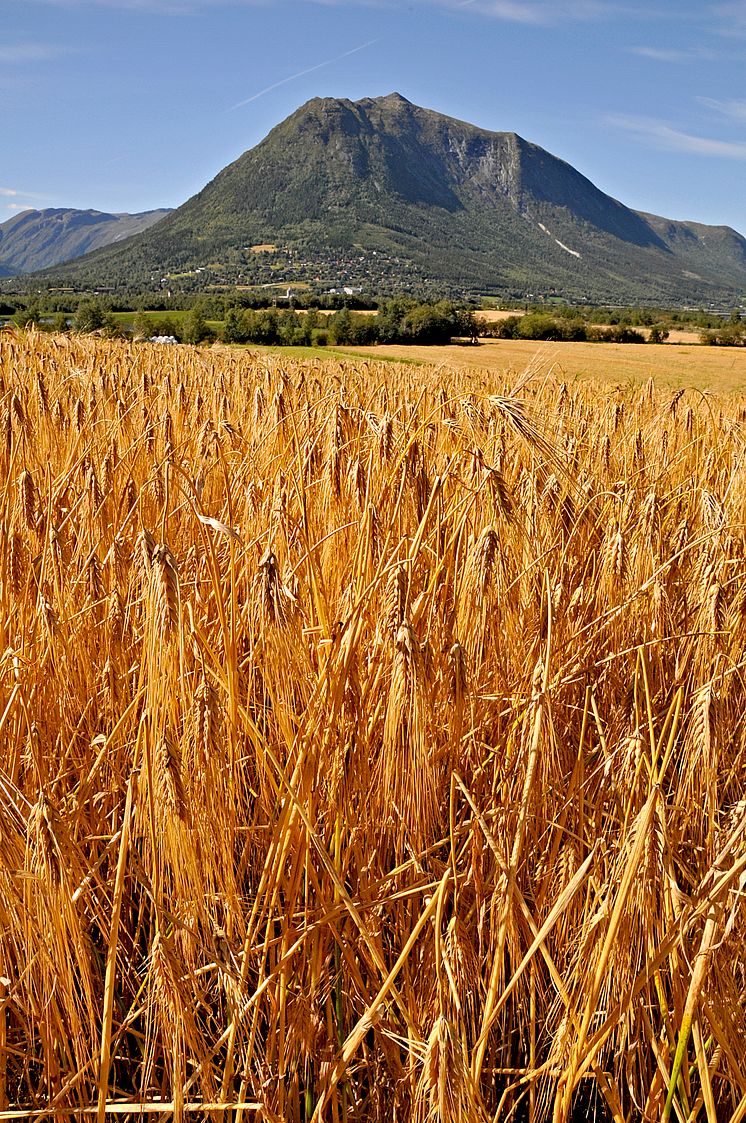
[1,329,746,1122]
[475,309,527,322]
[341,336,746,391]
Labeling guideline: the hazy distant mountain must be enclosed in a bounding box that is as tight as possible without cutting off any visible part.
[26,95,746,304]
[0,207,171,275]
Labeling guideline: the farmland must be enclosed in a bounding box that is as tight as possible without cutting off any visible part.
[340,336,746,393]
[1,329,746,1121]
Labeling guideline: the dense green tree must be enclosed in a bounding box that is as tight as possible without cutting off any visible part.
[277,310,311,346]
[73,299,104,333]
[376,297,412,343]
[253,309,279,345]
[13,304,41,329]
[700,323,745,346]
[456,308,479,343]
[73,299,118,335]
[517,313,565,341]
[132,311,152,340]
[485,314,522,339]
[182,303,214,345]
[328,306,353,345]
[222,306,248,344]
[150,316,182,341]
[401,301,455,344]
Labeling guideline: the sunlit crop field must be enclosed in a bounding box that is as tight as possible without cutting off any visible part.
[340,336,746,391]
[1,329,746,1122]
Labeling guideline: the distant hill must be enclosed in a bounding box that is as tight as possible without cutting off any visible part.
[25,95,746,304]
[0,207,171,275]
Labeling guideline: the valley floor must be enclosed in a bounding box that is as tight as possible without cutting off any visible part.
[338,336,746,393]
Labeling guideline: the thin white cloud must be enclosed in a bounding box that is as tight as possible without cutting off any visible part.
[3,203,35,213]
[14,0,192,9]
[455,0,547,22]
[19,0,269,8]
[710,1,746,34]
[16,0,671,14]
[0,44,65,63]
[449,0,626,20]
[230,38,380,110]
[608,114,746,158]
[698,95,746,121]
[631,45,716,61]
[0,187,51,202]
[446,0,670,21]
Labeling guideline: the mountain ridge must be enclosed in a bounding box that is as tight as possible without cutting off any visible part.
[0,207,172,275]
[18,94,746,304]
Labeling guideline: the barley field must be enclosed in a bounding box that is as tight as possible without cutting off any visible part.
[1,329,746,1123]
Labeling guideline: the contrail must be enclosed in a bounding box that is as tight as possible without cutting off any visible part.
[230,39,380,110]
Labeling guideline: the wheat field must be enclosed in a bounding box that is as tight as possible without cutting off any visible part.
[1,330,745,1123]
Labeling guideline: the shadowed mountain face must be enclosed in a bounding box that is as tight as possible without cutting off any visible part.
[0,208,171,275]
[27,94,746,304]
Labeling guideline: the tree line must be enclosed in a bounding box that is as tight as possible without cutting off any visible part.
[480,312,653,344]
[6,294,745,348]
[220,299,478,347]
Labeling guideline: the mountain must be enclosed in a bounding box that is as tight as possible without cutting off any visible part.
[0,207,171,275]
[23,95,746,304]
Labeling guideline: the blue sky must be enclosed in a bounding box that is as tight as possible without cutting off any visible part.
[2,0,746,234]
